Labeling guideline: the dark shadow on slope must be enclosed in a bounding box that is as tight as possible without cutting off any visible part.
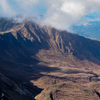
[50,92,53,100]
[0,33,39,64]
[95,90,100,98]
[0,72,39,100]
[72,35,100,65]
[60,31,100,65]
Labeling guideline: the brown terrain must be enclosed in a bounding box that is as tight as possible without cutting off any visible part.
[0,18,100,100]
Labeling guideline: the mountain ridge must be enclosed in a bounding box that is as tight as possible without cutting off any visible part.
[0,18,100,100]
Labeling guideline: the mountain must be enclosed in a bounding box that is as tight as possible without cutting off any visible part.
[0,18,100,100]
[0,18,19,31]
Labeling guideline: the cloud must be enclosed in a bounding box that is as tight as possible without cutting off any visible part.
[41,0,100,31]
[0,0,16,17]
[15,0,38,6]
[1,0,100,31]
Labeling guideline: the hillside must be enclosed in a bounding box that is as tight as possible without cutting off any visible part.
[0,18,100,100]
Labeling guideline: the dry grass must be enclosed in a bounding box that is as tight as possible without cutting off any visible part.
[0,30,15,34]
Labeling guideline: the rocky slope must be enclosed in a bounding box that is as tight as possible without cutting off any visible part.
[0,18,100,100]
[0,72,35,100]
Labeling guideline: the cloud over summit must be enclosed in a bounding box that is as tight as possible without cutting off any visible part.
[0,0,100,31]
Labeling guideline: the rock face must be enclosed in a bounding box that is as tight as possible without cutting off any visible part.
[0,18,100,100]
[0,20,100,67]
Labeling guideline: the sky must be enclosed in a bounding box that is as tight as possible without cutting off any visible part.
[0,0,100,40]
